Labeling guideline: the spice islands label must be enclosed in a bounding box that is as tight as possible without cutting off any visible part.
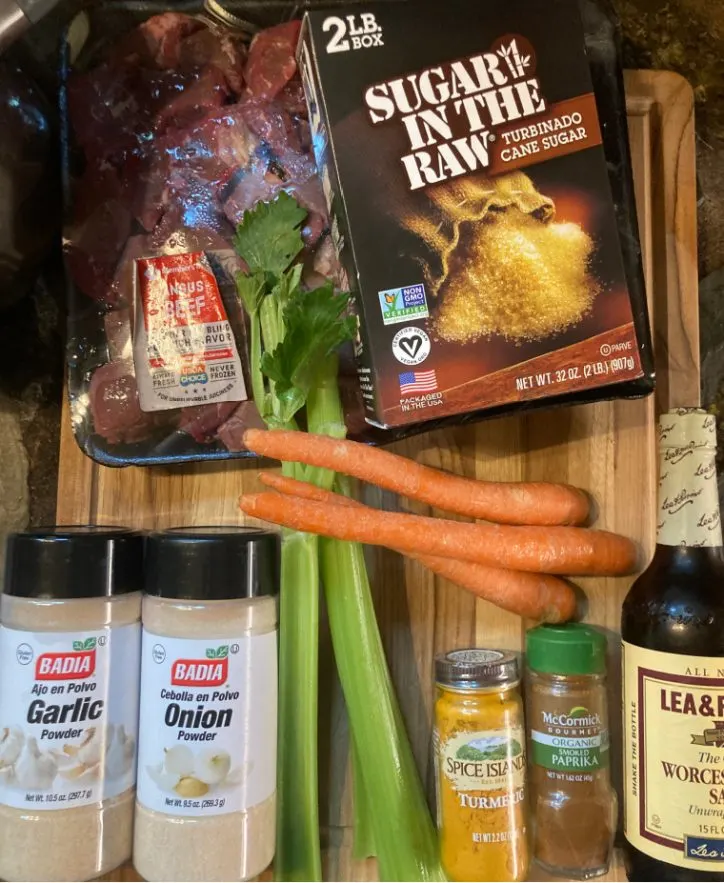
[441,728,526,803]
[531,706,609,777]
[623,642,724,869]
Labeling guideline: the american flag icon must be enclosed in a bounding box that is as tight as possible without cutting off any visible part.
[399,369,438,395]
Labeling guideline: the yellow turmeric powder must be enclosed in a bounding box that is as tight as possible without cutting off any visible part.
[434,649,529,882]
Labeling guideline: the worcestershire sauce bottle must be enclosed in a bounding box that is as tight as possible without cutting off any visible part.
[623,409,724,881]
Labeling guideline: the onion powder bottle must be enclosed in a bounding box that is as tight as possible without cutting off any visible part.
[134,527,280,882]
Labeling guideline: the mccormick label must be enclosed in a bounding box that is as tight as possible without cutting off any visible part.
[133,252,247,412]
[299,0,648,428]
[0,624,140,810]
[136,630,276,817]
[531,706,609,776]
[623,643,724,869]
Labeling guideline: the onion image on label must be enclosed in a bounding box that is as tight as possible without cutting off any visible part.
[146,745,246,799]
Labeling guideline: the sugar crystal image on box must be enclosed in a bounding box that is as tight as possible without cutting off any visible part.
[401,170,600,344]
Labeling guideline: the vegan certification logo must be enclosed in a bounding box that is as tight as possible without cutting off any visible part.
[378,284,429,326]
[392,327,431,366]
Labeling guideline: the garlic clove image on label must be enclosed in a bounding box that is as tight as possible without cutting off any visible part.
[75,727,103,766]
[0,727,24,768]
[14,736,58,790]
[58,762,100,783]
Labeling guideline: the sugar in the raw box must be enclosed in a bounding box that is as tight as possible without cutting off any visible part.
[299,0,653,428]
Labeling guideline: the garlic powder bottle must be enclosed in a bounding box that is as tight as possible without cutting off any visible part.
[0,527,143,882]
[134,527,279,882]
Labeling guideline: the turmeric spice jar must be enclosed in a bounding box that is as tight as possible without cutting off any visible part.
[434,649,529,882]
[526,624,616,879]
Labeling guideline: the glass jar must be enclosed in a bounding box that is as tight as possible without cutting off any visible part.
[134,527,280,883]
[526,623,617,879]
[0,526,143,882]
[434,648,529,883]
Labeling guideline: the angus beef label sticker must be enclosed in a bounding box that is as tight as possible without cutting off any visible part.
[133,252,247,412]
[623,642,724,869]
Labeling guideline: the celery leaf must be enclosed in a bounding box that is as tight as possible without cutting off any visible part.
[236,271,266,316]
[261,284,356,423]
[233,192,307,277]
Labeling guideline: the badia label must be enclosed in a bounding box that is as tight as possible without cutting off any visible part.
[136,630,276,817]
[531,706,609,776]
[0,624,140,810]
[623,642,724,869]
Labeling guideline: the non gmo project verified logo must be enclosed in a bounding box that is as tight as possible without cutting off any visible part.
[378,284,429,326]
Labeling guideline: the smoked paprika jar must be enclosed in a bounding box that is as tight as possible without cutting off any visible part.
[434,649,529,882]
[526,624,616,879]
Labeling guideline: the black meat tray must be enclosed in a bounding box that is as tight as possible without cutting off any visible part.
[61,0,653,467]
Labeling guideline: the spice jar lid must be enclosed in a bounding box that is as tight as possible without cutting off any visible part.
[435,649,519,689]
[526,623,607,675]
[4,526,143,599]
[144,527,280,601]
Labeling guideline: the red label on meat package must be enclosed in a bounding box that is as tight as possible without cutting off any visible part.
[133,252,247,412]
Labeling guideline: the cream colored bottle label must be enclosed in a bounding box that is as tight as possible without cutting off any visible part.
[657,410,722,547]
[440,728,526,796]
[623,642,724,869]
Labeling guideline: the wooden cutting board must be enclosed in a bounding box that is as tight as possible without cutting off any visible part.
[55,70,697,883]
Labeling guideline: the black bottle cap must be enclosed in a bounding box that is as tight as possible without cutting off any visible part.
[4,526,144,599]
[144,527,280,601]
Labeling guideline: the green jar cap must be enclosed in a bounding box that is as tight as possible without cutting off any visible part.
[526,623,607,675]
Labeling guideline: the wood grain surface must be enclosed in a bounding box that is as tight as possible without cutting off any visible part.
[55,70,697,883]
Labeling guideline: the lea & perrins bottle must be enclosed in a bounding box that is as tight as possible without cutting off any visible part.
[622,408,724,881]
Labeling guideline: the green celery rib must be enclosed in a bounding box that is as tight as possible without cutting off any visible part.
[308,367,442,880]
[248,313,267,415]
[274,529,323,882]
[319,540,444,882]
[351,736,376,861]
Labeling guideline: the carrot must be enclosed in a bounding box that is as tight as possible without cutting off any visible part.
[239,490,637,576]
[244,428,589,527]
[258,472,576,622]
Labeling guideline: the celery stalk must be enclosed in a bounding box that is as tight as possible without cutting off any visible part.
[274,530,322,882]
[235,194,442,883]
[320,536,445,882]
[351,738,376,861]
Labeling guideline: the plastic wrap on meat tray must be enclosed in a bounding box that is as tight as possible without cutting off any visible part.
[63,6,339,464]
[62,0,648,466]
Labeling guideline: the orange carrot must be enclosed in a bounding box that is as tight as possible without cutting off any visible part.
[239,490,637,576]
[244,428,589,526]
[258,472,576,622]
